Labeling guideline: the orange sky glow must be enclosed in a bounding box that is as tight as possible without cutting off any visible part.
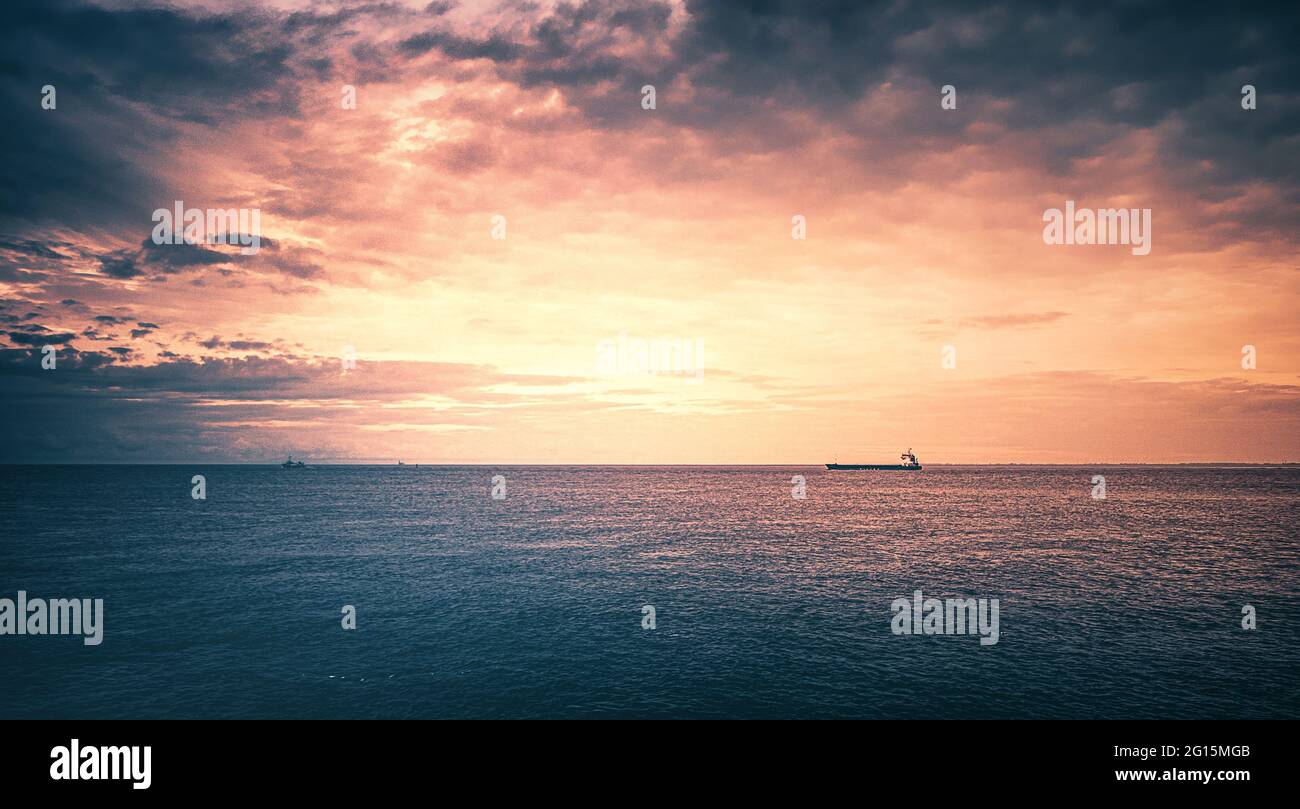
[2,0,1297,463]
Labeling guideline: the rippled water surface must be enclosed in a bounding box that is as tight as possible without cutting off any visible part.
[2,465,1297,718]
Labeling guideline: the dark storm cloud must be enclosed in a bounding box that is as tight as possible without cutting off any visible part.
[510,0,1297,238]
[256,246,325,280]
[6,0,1295,239]
[282,1,411,38]
[614,1,1294,189]
[68,235,311,285]
[0,0,301,234]
[0,237,79,281]
[0,347,582,404]
[2,0,295,115]
[663,1,1298,116]
[5,330,75,345]
[0,348,585,461]
[187,334,287,353]
[97,252,140,279]
[375,0,1300,208]
[671,0,911,104]
[0,237,70,260]
[399,30,524,61]
[135,239,235,273]
[476,1,676,92]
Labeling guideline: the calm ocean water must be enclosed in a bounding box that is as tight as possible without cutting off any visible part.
[1,465,1297,719]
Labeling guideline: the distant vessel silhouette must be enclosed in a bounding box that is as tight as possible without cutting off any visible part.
[826,448,922,471]
[281,455,306,469]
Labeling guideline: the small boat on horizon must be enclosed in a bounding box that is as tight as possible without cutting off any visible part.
[827,449,923,471]
[281,455,306,469]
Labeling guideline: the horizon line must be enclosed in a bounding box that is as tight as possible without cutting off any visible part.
[2,461,1298,467]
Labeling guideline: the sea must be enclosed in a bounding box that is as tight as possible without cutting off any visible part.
[2,465,1297,719]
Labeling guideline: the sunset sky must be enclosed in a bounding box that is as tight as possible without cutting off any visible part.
[2,0,1297,463]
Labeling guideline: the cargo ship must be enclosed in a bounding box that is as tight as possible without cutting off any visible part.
[826,449,922,471]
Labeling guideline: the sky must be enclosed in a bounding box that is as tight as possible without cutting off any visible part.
[1,0,1298,463]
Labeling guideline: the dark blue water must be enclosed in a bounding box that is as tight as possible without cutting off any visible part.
[2,465,1297,718]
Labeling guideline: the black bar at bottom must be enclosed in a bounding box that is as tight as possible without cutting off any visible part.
[0,720,1275,796]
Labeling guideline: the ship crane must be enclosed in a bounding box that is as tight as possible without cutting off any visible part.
[826,448,922,471]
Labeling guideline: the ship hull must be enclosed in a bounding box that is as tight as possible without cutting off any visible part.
[825,463,922,470]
